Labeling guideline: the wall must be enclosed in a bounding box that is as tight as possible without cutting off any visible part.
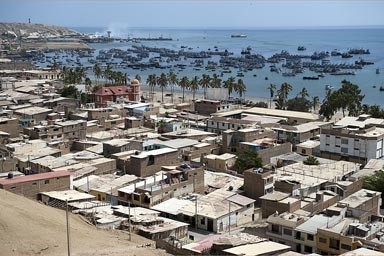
[0,175,70,199]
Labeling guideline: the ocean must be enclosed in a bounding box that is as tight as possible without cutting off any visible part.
[68,27,384,106]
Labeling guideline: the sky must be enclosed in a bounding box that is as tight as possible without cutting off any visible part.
[1,0,383,29]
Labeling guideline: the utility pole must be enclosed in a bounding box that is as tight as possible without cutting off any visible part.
[128,201,131,241]
[195,196,198,231]
[228,200,231,235]
[66,199,71,256]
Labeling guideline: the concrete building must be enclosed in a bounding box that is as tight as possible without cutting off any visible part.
[128,148,180,177]
[14,106,53,122]
[194,99,231,115]
[244,168,274,202]
[296,140,321,156]
[221,127,275,153]
[273,121,329,146]
[320,115,384,163]
[294,207,347,254]
[102,139,142,156]
[154,189,256,233]
[259,192,301,218]
[266,212,309,251]
[0,117,19,138]
[0,170,71,199]
[212,107,321,124]
[203,153,237,172]
[118,166,204,208]
[207,116,254,135]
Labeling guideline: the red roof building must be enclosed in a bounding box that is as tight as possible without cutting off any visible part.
[93,79,141,107]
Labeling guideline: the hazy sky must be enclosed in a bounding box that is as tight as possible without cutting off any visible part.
[1,0,383,29]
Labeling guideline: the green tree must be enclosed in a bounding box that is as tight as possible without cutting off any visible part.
[234,149,263,174]
[286,97,312,112]
[312,96,319,112]
[157,72,168,103]
[235,78,246,100]
[267,83,276,109]
[168,71,178,104]
[275,82,292,110]
[146,74,157,102]
[84,77,92,93]
[135,74,141,82]
[190,76,200,102]
[211,73,222,88]
[179,76,190,103]
[223,76,236,99]
[363,170,384,202]
[199,74,211,99]
[303,155,320,165]
[298,87,309,98]
[58,85,79,99]
[93,63,102,84]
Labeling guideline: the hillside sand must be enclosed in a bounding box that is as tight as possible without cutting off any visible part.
[0,189,170,256]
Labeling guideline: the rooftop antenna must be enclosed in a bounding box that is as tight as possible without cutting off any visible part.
[28,18,31,24]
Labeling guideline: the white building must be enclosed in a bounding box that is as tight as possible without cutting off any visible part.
[320,115,384,163]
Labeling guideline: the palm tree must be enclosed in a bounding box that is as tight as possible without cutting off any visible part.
[168,71,178,104]
[157,73,168,103]
[267,83,276,108]
[211,73,222,88]
[103,65,112,84]
[276,82,292,109]
[199,74,211,99]
[84,77,92,93]
[146,74,157,102]
[312,96,319,113]
[135,74,141,82]
[235,79,246,101]
[179,76,190,103]
[298,87,309,99]
[223,76,236,100]
[190,76,199,102]
[92,63,102,85]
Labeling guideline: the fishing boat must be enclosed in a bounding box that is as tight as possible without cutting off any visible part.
[231,34,247,38]
[297,46,306,51]
[380,86,384,92]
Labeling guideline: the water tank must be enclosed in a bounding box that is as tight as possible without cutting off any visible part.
[7,172,13,179]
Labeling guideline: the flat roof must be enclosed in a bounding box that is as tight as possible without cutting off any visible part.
[14,106,52,115]
[40,190,95,202]
[341,248,384,256]
[0,171,70,186]
[295,214,342,234]
[214,107,320,121]
[155,138,199,149]
[131,148,177,159]
[223,241,290,255]
[151,197,192,216]
[339,189,381,208]
[260,191,290,201]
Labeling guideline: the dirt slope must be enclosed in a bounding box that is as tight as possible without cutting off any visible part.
[0,189,169,256]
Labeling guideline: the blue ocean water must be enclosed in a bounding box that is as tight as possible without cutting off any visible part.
[71,27,384,106]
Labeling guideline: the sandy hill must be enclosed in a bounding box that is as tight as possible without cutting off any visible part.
[0,22,80,39]
[0,189,169,256]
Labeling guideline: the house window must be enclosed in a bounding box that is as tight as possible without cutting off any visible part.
[201,218,205,225]
[341,138,348,144]
[32,182,37,185]
[283,228,292,236]
[148,155,155,165]
[341,244,351,250]
[271,224,279,234]
[307,234,314,241]
[304,246,312,253]
[319,237,327,243]
[329,238,340,249]
[341,147,348,153]
[133,194,140,201]
[44,180,50,184]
